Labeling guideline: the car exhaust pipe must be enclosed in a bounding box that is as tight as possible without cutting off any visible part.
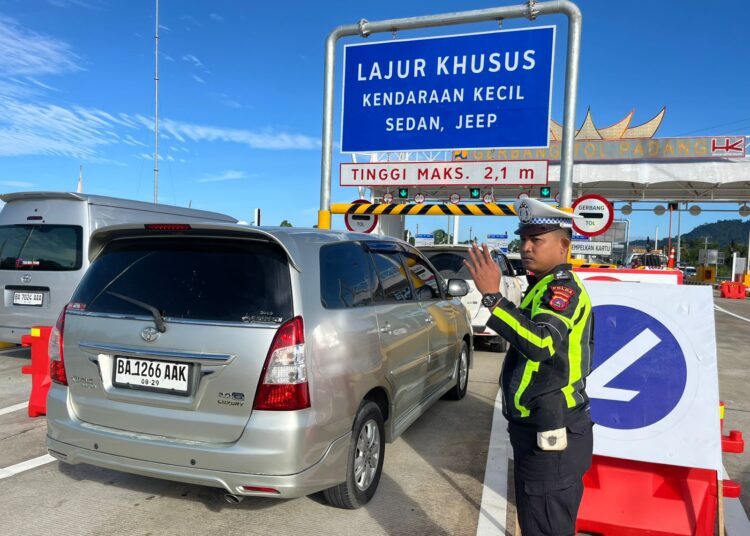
[224,493,245,504]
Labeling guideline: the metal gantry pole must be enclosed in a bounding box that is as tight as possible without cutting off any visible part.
[154,0,160,204]
[318,1,583,228]
[676,202,683,264]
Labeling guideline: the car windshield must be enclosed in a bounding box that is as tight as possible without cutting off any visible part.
[0,224,83,271]
[508,258,524,273]
[420,250,473,280]
[73,237,293,323]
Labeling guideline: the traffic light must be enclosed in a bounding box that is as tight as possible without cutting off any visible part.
[469,187,481,199]
[398,188,409,199]
[540,186,551,199]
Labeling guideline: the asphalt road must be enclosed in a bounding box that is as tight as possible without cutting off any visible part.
[0,290,748,535]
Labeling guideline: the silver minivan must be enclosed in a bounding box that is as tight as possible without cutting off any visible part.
[46,223,472,508]
[0,192,237,343]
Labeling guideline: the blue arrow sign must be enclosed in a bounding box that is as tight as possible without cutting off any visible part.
[588,305,687,430]
[341,27,555,153]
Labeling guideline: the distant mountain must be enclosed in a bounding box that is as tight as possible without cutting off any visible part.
[683,219,750,247]
[630,219,750,250]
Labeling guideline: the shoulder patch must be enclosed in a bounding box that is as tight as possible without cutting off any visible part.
[549,295,570,311]
[554,270,571,280]
[550,285,576,298]
[548,285,576,311]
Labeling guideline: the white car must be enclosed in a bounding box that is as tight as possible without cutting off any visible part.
[419,245,522,351]
[505,252,529,294]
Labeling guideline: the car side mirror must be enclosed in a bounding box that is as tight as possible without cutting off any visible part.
[447,279,469,297]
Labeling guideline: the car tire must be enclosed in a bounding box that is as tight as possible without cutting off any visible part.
[490,337,508,353]
[323,401,385,509]
[445,341,469,400]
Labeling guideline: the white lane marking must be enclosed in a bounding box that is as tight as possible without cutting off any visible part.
[723,465,750,535]
[587,328,661,402]
[715,304,750,324]
[0,402,27,416]
[0,454,55,479]
[476,388,511,536]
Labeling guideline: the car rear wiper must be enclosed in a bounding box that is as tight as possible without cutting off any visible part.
[105,291,166,333]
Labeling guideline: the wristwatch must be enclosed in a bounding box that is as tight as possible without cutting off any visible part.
[481,293,503,309]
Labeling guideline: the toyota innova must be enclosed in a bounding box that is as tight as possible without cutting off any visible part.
[46,223,472,508]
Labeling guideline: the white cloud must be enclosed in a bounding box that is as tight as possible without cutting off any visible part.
[25,77,59,92]
[0,180,34,187]
[122,134,147,147]
[0,15,82,76]
[196,170,247,183]
[180,15,202,29]
[158,24,171,33]
[210,13,223,22]
[192,74,205,84]
[213,93,243,109]
[46,0,96,8]
[0,97,119,158]
[182,53,204,69]
[0,86,318,159]
[158,118,321,150]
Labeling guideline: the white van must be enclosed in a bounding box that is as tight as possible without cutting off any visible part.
[0,192,237,343]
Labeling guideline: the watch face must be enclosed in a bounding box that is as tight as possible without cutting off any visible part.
[482,294,499,307]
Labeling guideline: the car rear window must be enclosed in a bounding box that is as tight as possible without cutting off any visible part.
[72,237,292,323]
[420,250,473,279]
[0,224,83,271]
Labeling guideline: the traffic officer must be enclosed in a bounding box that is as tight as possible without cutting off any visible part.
[463,196,594,536]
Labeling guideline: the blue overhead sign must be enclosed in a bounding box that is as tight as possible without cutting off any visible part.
[341,27,555,153]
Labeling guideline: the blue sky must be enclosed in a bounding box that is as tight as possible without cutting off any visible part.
[0,0,747,241]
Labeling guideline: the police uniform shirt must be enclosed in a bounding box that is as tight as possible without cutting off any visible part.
[487,263,594,433]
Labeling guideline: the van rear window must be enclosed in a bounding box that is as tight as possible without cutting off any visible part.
[0,225,83,271]
[72,237,292,323]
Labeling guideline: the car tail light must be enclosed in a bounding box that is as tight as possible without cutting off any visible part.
[49,306,68,385]
[254,316,310,411]
[144,223,192,231]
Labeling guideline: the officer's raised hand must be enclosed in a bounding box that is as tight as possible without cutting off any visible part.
[463,243,501,296]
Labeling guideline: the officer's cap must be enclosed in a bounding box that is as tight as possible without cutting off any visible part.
[513,196,582,236]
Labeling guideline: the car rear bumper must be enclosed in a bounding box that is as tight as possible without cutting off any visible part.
[46,384,351,498]
[47,432,350,498]
[0,323,35,344]
[472,325,494,337]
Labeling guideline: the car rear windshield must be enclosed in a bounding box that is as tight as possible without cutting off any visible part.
[420,250,473,280]
[0,224,83,271]
[72,237,292,323]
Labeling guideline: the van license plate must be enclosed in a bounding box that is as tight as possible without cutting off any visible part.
[113,357,189,395]
[13,292,43,306]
